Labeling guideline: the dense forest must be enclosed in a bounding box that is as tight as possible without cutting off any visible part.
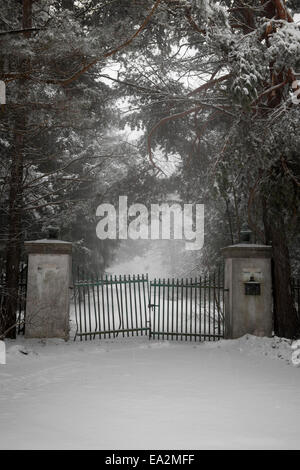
[0,0,299,338]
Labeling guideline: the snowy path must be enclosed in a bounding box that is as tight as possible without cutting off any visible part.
[0,336,299,450]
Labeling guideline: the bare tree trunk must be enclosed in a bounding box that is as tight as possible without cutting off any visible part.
[270,221,300,339]
[4,131,24,338]
[3,0,32,339]
[262,200,300,339]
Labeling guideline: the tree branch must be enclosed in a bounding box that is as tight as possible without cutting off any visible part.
[46,0,162,87]
[187,74,231,97]
[0,27,40,36]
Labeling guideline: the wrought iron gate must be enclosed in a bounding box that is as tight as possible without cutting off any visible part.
[149,275,226,341]
[73,270,227,341]
[0,262,28,335]
[73,273,150,340]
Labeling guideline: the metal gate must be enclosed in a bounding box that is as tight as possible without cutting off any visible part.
[0,262,28,335]
[73,273,150,340]
[73,270,227,341]
[149,275,226,341]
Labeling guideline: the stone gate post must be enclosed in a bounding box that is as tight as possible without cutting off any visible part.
[222,244,273,339]
[24,239,72,340]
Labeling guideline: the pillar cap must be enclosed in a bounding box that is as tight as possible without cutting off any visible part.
[25,239,72,255]
[221,244,272,259]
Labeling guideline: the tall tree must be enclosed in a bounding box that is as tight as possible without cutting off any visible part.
[3,0,32,338]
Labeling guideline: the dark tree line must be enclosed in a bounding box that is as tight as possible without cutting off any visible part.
[1,0,299,338]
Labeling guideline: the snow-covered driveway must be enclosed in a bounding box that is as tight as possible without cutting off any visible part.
[0,335,299,450]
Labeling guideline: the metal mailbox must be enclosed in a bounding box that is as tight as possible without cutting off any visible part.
[242,270,262,296]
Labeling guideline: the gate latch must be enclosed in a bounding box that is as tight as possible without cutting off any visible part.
[148,303,159,310]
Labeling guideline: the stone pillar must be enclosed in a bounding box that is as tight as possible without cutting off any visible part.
[222,244,273,339]
[24,239,72,340]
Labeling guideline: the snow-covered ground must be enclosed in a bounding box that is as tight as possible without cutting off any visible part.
[0,335,300,450]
